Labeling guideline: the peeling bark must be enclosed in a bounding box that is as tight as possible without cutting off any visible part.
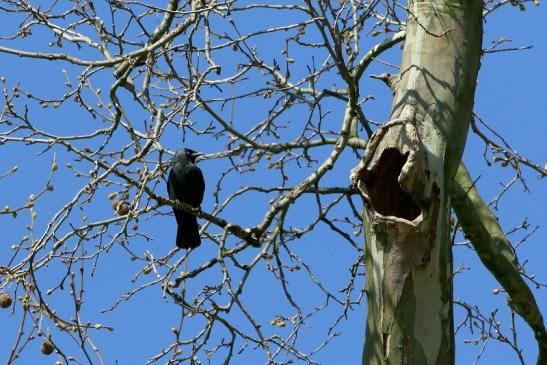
[351,0,482,364]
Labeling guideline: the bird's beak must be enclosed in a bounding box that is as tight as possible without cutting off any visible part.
[190,151,203,161]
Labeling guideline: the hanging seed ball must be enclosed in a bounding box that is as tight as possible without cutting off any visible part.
[117,201,130,216]
[112,200,130,216]
[0,293,12,308]
[41,341,54,355]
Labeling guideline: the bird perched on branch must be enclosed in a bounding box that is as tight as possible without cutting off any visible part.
[167,148,205,249]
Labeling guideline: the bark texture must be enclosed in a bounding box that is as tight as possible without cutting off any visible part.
[351,1,483,364]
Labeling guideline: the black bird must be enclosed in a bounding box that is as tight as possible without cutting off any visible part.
[167,148,205,249]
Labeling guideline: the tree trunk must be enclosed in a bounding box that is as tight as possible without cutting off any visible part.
[350,1,482,364]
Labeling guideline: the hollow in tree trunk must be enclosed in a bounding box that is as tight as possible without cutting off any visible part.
[350,1,483,364]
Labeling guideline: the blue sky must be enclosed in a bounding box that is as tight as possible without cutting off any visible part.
[0,2,545,365]
[455,4,547,364]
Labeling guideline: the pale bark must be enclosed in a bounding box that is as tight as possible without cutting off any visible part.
[452,164,547,365]
[350,0,483,364]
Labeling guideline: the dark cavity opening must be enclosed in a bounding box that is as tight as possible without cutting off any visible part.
[360,148,421,221]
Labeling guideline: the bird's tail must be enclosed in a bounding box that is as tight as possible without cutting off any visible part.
[176,211,201,249]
